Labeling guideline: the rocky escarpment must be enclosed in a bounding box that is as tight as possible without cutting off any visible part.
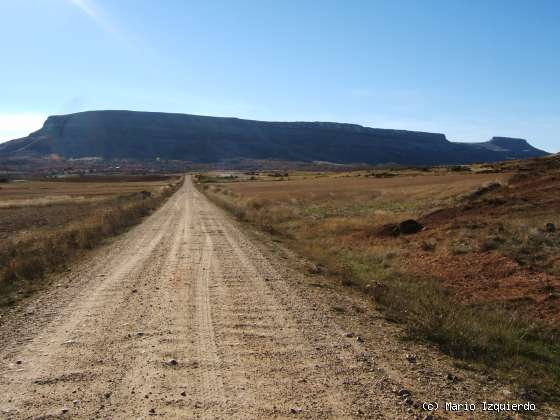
[0,110,549,165]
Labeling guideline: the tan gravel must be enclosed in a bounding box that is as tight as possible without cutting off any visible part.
[0,177,556,419]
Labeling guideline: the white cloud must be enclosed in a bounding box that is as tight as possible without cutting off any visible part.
[0,113,47,143]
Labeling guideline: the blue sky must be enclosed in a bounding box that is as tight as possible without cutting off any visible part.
[0,0,558,151]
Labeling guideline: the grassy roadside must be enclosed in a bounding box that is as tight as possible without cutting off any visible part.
[0,177,184,308]
[196,176,560,403]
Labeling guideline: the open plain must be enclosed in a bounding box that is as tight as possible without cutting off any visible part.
[2,176,556,418]
[199,160,560,406]
[0,176,181,308]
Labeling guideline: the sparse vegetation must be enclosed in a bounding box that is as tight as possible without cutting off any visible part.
[371,273,560,401]
[195,174,239,183]
[0,176,183,308]
[196,166,560,401]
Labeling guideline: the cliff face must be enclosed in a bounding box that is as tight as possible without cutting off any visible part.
[0,110,549,165]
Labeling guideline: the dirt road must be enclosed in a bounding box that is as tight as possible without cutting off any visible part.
[0,177,551,419]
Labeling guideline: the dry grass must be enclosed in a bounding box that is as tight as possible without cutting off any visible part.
[196,169,560,401]
[0,177,179,241]
[0,176,183,308]
[0,177,175,203]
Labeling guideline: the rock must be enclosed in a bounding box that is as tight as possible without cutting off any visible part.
[344,332,354,338]
[406,354,417,363]
[546,223,556,233]
[149,408,156,414]
[305,263,322,274]
[404,397,413,405]
[136,332,145,337]
[377,223,400,237]
[446,373,457,381]
[356,336,364,343]
[132,289,138,293]
[423,415,434,420]
[398,219,423,235]
[397,388,411,397]
[290,407,302,414]
[72,400,80,405]
[166,359,178,366]
[378,219,424,236]
[61,407,69,414]
[15,360,22,365]
[104,392,112,399]
[547,292,559,300]
[180,391,186,397]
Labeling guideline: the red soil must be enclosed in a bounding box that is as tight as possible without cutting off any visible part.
[406,250,560,322]
[409,157,560,322]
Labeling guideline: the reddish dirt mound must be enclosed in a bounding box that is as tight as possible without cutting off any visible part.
[411,156,560,322]
[406,251,560,322]
[422,164,560,228]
